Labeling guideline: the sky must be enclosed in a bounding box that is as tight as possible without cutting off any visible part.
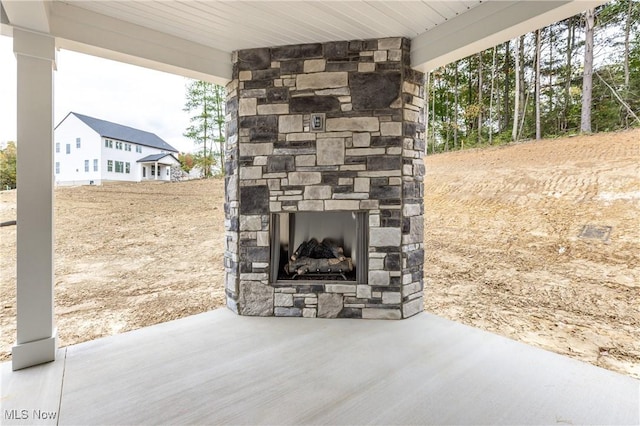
[0,35,196,153]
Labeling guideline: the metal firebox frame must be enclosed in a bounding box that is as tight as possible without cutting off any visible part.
[269,212,368,285]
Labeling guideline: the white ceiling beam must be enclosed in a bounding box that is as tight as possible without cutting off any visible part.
[1,0,50,33]
[411,0,607,72]
[1,4,12,37]
[48,1,231,85]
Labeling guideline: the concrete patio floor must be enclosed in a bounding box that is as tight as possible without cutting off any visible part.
[2,308,639,425]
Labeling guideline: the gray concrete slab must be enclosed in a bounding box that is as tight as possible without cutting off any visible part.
[1,348,66,425]
[1,309,638,425]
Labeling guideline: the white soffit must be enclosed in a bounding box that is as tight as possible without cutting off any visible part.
[412,0,608,72]
[61,1,482,50]
[1,0,607,82]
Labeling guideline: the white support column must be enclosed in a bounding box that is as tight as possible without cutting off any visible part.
[12,28,58,370]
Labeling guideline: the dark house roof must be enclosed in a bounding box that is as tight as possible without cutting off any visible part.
[57,112,178,153]
[137,153,179,163]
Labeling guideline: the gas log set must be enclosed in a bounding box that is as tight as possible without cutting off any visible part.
[285,238,353,280]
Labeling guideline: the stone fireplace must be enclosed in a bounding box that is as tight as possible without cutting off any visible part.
[224,37,425,319]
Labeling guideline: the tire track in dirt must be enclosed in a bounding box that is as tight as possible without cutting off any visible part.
[424,129,640,379]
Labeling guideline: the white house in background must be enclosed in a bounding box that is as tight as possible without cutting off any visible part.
[54,112,180,185]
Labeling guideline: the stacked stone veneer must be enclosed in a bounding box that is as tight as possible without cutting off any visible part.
[224,37,425,319]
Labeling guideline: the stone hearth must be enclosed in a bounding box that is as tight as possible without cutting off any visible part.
[224,37,425,319]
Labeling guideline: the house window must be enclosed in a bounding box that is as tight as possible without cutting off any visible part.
[136,145,142,153]
[66,144,71,154]
[104,139,113,148]
[143,167,146,178]
[84,160,89,172]
[166,168,169,176]
[55,143,60,153]
[116,141,123,150]
[76,138,81,148]
[151,165,156,176]
[125,162,130,174]
[125,144,132,152]
[93,159,98,172]
[115,161,124,173]
[107,160,113,172]
[55,162,60,174]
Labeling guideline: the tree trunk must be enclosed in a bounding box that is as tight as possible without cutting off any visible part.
[489,47,497,145]
[468,56,473,139]
[548,26,554,113]
[432,74,436,153]
[495,46,502,134]
[535,29,542,140]
[203,93,209,177]
[581,8,595,133]
[445,65,450,152]
[519,87,531,141]
[502,40,511,132]
[518,34,526,122]
[477,52,483,143]
[216,86,225,175]
[512,38,520,142]
[595,72,640,125]
[454,61,459,149]
[624,0,632,89]
[424,71,430,155]
[563,17,574,132]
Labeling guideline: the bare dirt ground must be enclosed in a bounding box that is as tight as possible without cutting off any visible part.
[0,179,227,360]
[424,129,639,379]
[1,129,638,379]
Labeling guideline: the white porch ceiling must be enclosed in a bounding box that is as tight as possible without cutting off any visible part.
[62,1,483,50]
[1,0,606,84]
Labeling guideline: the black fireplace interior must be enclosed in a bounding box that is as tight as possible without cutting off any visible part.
[270,211,368,283]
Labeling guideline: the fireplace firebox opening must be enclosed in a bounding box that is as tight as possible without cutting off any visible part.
[270,211,368,284]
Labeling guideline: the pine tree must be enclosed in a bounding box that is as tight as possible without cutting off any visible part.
[212,84,226,175]
[183,80,226,177]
